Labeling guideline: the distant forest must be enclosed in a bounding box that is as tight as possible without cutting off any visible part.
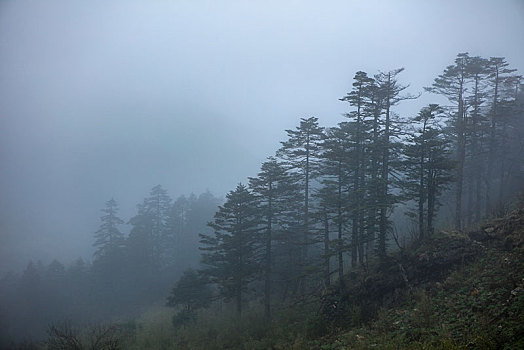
[1,53,523,344]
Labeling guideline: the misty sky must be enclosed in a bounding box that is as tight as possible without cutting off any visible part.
[1,0,523,273]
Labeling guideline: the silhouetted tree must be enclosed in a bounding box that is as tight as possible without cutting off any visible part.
[426,53,470,229]
[249,157,298,319]
[403,104,454,237]
[374,67,415,257]
[93,198,125,261]
[317,124,352,284]
[199,184,260,316]
[167,268,212,311]
[128,185,172,270]
[277,117,324,292]
[464,56,489,224]
[485,57,518,209]
[340,71,375,265]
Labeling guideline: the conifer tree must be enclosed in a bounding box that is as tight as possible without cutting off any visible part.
[277,117,324,291]
[166,195,190,253]
[318,124,352,283]
[426,54,470,229]
[485,57,518,209]
[199,184,260,316]
[249,157,298,319]
[403,105,454,238]
[365,80,383,257]
[167,268,212,311]
[464,56,489,224]
[93,198,125,260]
[340,71,375,265]
[374,68,415,257]
[128,185,172,269]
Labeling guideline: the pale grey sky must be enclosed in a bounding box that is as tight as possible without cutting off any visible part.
[1,0,523,273]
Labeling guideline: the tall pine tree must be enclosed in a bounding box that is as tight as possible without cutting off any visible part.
[426,54,471,229]
[277,117,324,292]
[199,184,260,316]
[249,157,298,319]
[93,198,125,260]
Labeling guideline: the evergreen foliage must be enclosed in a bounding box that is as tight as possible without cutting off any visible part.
[277,117,324,289]
[199,184,260,316]
[93,198,125,260]
[249,157,299,319]
[2,52,523,348]
[166,268,212,311]
[403,104,454,238]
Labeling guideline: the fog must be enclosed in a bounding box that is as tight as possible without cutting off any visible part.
[1,0,523,273]
[2,1,524,347]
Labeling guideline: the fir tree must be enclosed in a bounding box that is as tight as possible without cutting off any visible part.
[317,124,352,284]
[426,53,470,229]
[93,198,125,260]
[403,105,454,238]
[277,117,324,292]
[249,157,298,319]
[128,185,172,269]
[199,184,260,316]
[374,68,415,257]
[340,71,377,265]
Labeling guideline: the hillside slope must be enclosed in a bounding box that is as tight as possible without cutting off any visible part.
[311,205,524,349]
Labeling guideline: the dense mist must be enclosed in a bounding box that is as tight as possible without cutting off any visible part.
[1,0,524,347]
[2,0,523,273]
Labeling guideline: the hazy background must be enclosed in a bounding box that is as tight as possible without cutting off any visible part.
[1,0,523,274]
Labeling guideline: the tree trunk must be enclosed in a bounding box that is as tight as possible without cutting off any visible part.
[427,169,435,235]
[419,121,426,239]
[352,85,362,266]
[378,73,391,258]
[337,165,344,286]
[455,73,466,230]
[472,74,482,222]
[486,67,499,217]
[323,210,331,288]
[264,187,273,320]
[302,134,310,295]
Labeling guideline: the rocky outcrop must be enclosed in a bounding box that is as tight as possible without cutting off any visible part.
[472,208,524,251]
